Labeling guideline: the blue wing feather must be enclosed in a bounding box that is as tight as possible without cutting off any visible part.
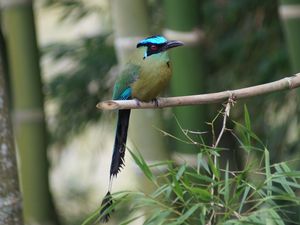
[112,64,140,100]
[119,87,132,100]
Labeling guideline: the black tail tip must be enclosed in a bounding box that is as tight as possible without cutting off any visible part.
[99,191,114,223]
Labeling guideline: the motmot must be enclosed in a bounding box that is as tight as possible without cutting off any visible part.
[100,35,184,222]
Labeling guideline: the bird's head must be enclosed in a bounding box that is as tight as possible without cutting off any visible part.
[136,35,184,59]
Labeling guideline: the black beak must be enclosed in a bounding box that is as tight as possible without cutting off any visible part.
[164,40,184,51]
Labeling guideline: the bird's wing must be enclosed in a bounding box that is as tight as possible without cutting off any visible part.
[112,63,140,100]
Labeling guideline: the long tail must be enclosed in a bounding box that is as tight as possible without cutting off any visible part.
[110,109,131,177]
[100,109,131,222]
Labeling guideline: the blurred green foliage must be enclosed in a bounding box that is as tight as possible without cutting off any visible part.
[42,0,102,21]
[44,35,116,144]
[202,0,289,88]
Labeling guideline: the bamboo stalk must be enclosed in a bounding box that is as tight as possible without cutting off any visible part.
[0,24,23,225]
[1,0,59,224]
[97,73,300,110]
[163,0,204,155]
[279,0,300,72]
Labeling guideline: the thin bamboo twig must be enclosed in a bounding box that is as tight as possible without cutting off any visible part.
[207,98,233,225]
[97,73,300,110]
[213,100,232,148]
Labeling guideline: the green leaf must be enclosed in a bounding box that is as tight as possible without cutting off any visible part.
[128,148,157,185]
[120,215,144,225]
[244,105,251,131]
[238,186,250,213]
[197,153,211,175]
[276,162,299,182]
[272,179,300,190]
[233,120,265,147]
[264,148,272,197]
[224,161,230,205]
[151,184,169,198]
[168,204,201,225]
[81,208,100,225]
[208,155,220,180]
[143,210,171,225]
[189,187,211,202]
[270,210,285,225]
[171,176,184,201]
[185,171,214,183]
[176,164,186,180]
[244,105,251,146]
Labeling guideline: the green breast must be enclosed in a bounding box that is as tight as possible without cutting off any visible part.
[131,51,172,101]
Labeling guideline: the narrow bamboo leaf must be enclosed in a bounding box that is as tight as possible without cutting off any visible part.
[238,186,250,213]
[244,105,251,131]
[149,160,172,168]
[231,126,252,153]
[143,210,171,225]
[172,176,184,201]
[128,148,157,184]
[233,121,264,146]
[185,171,214,183]
[272,176,295,197]
[168,203,200,225]
[278,162,298,182]
[208,156,220,180]
[189,187,211,202]
[120,215,144,225]
[279,162,292,173]
[262,185,285,195]
[264,148,272,197]
[274,171,300,178]
[197,153,211,175]
[273,179,300,189]
[176,164,186,180]
[181,175,211,202]
[81,208,100,225]
[224,161,230,205]
[244,105,251,145]
[199,206,207,225]
[151,184,169,198]
[268,209,285,225]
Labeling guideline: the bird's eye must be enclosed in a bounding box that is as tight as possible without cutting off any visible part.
[150,45,158,51]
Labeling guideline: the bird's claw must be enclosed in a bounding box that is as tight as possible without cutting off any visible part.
[134,99,141,107]
[152,98,159,107]
[134,98,159,107]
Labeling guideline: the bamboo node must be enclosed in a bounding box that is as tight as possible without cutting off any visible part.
[226,90,236,100]
[0,0,31,9]
[285,77,293,89]
[163,28,205,46]
[97,101,118,110]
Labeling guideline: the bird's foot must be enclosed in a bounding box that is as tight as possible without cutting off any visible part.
[152,98,159,107]
[134,98,141,107]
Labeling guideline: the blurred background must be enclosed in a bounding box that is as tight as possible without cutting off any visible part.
[0,0,300,224]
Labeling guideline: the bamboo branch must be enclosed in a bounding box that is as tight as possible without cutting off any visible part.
[97,73,300,110]
[208,99,233,225]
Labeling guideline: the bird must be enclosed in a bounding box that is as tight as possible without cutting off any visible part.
[100,35,184,222]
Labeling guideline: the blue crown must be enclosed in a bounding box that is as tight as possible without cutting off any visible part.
[137,35,167,47]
